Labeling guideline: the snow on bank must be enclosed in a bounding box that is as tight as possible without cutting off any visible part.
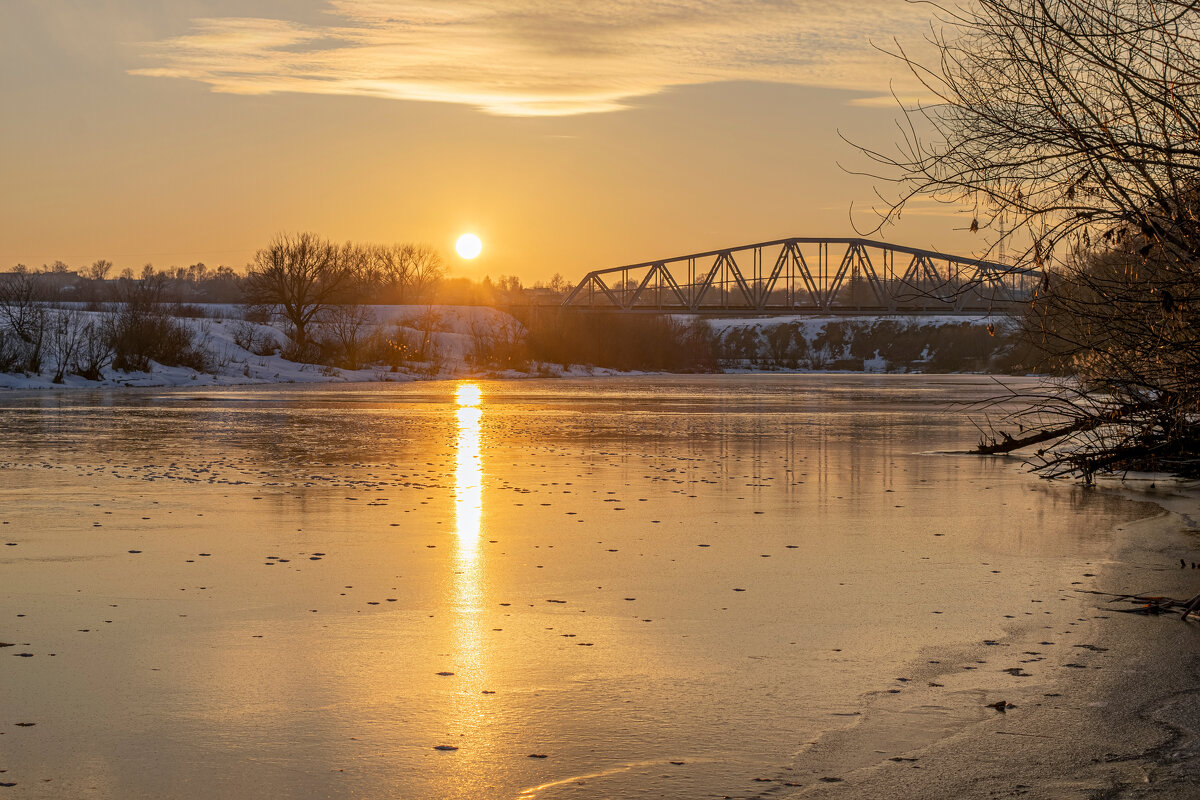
[0,306,1022,391]
[697,313,1020,373]
[0,305,581,392]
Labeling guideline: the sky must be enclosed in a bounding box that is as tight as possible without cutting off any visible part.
[0,0,979,283]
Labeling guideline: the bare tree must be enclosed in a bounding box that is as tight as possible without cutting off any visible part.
[71,313,115,381]
[0,272,48,373]
[547,272,571,294]
[110,274,209,372]
[467,314,528,368]
[858,0,1200,266]
[403,306,444,362]
[407,244,445,303]
[369,244,414,304]
[857,0,1200,478]
[85,260,113,281]
[47,310,87,384]
[242,232,359,354]
[320,303,376,369]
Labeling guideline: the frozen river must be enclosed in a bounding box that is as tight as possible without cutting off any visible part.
[0,375,1150,798]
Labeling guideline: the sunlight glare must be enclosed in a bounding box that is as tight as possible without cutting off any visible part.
[454,383,483,550]
[456,233,483,260]
[456,383,482,407]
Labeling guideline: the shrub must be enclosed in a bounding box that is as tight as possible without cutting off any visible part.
[109,277,211,372]
[230,320,280,356]
[517,309,718,372]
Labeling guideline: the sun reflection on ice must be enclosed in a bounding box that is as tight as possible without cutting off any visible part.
[452,382,485,683]
[454,383,483,551]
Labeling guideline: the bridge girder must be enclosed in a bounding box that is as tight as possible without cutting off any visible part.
[561,237,1041,314]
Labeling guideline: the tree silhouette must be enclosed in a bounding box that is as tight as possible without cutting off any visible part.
[243,232,359,355]
[856,0,1200,478]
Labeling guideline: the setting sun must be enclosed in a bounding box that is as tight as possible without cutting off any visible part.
[455,233,482,260]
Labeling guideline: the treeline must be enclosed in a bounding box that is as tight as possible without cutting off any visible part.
[0,272,212,382]
[0,231,579,381]
[514,310,720,372]
[2,246,571,308]
[2,262,244,305]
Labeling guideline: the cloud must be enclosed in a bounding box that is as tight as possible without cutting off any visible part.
[130,0,934,116]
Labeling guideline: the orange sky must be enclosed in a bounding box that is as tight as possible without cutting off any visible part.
[0,1,981,283]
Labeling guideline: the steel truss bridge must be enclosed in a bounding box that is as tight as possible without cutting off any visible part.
[562,237,1041,314]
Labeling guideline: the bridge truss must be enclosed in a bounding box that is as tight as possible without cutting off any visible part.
[562,237,1041,314]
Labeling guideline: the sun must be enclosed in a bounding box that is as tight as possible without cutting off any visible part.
[456,233,482,260]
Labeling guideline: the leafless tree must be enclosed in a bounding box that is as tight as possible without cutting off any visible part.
[368,244,414,304]
[467,314,528,368]
[856,0,1200,478]
[110,274,209,372]
[320,303,376,369]
[358,243,447,305]
[242,232,359,354]
[0,272,48,373]
[858,0,1200,266]
[401,306,445,363]
[71,313,115,381]
[85,260,113,281]
[407,245,446,303]
[47,310,87,384]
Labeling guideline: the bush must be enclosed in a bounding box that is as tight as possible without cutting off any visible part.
[71,315,114,380]
[468,315,529,369]
[241,303,274,324]
[170,302,208,319]
[517,309,718,372]
[109,277,211,372]
[230,320,280,356]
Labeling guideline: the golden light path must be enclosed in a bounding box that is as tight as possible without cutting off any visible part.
[454,382,483,552]
[440,382,499,793]
[450,381,488,738]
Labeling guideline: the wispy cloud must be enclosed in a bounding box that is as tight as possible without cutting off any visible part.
[130,1,933,116]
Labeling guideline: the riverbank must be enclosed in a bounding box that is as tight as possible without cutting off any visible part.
[0,305,1028,390]
[775,485,1200,799]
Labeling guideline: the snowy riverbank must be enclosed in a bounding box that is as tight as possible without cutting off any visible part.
[0,305,1027,390]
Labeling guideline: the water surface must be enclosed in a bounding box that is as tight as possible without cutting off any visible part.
[0,375,1145,798]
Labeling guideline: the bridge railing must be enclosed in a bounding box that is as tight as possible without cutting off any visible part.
[562,237,1041,314]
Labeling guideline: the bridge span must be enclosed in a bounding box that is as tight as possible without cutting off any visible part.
[562,237,1041,315]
